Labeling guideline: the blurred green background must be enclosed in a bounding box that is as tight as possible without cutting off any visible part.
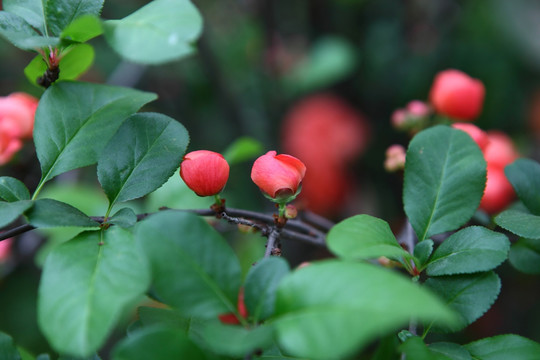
[2,0,540,357]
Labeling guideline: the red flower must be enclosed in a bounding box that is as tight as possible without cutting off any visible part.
[452,123,490,151]
[0,92,39,139]
[482,131,519,169]
[281,94,369,216]
[251,151,306,200]
[0,123,23,165]
[478,131,519,214]
[179,150,229,197]
[429,69,485,121]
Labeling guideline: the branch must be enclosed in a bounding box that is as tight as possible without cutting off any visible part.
[0,207,328,248]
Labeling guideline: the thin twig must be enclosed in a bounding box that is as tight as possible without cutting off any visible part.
[0,207,328,247]
[264,227,282,257]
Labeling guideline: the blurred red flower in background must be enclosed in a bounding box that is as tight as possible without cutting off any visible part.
[0,92,39,165]
[281,93,370,217]
[429,69,485,121]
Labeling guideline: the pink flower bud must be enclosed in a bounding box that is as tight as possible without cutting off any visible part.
[384,144,406,172]
[0,238,13,262]
[251,151,306,200]
[406,100,431,118]
[391,109,407,129]
[284,204,298,219]
[429,69,485,121]
[179,150,230,197]
[451,123,490,151]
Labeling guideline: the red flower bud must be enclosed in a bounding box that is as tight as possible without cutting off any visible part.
[477,131,519,214]
[482,131,519,169]
[451,123,490,151]
[251,151,306,200]
[479,165,515,214]
[429,69,485,121]
[179,150,229,197]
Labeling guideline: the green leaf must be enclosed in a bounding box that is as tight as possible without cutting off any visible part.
[58,354,101,360]
[25,199,99,228]
[509,238,540,274]
[505,158,540,215]
[426,226,509,276]
[273,260,457,360]
[464,334,540,360]
[414,239,434,269]
[494,209,540,239]
[25,44,95,85]
[57,44,95,79]
[137,307,191,331]
[429,342,472,360]
[45,0,104,36]
[202,323,274,358]
[24,55,47,86]
[108,208,137,228]
[0,200,33,228]
[112,327,205,360]
[403,126,487,241]
[0,177,30,202]
[399,337,449,360]
[0,11,59,50]
[38,228,150,357]
[222,136,264,165]
[3,0,44,29]
[98,113,189,208]
[425,272,501,332]
[33,81,157,189]
[244,257,290,322]
[0,331,21,360]
[135,211,242,318]
[327,214,410,261]
[16,347,33,360]
[103,0,203,64]
[61,15,103,42]
[282,36,358,95]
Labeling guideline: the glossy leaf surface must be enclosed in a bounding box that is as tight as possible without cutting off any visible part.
[135,211,242,318]
[465,334,540,360]
[33,81,156,187]
[38,229,150,357]
[505,158,540,215]
[244,257,290,322]
[25,199,99,228]
[327,214,410,261]
[426,226,509,276]
[404,126,486,241]
[112,327,205,360]
[103,0,203,64]
[509,238,540,274]
[45,0,104,36]
[0,200,33,228]
[494,210,540,240]
[98,113,189,207]
[273,260,457,359]
[425,272,501,332]
[0,177,30,202]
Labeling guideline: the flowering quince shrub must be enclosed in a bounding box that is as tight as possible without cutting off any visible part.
[1,2,540,360]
